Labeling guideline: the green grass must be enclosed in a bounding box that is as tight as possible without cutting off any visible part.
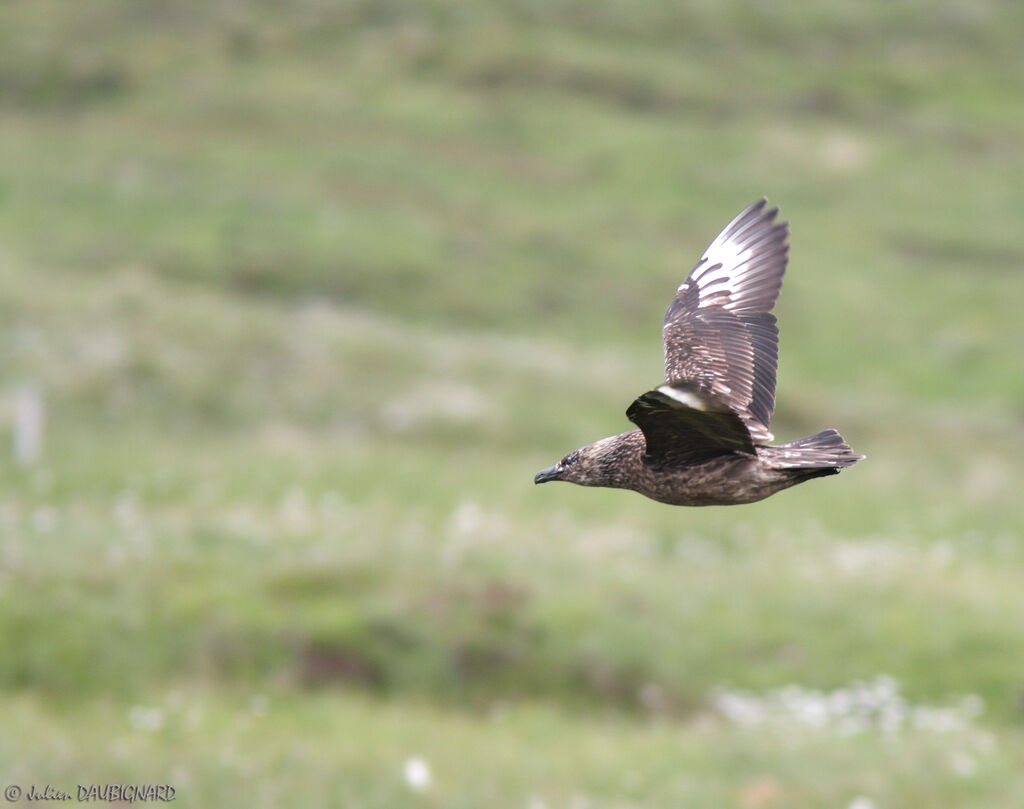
[4,690,1021,809]
[1,1,1024,806]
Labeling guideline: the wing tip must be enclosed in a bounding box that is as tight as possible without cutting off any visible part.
[747,196,787,225]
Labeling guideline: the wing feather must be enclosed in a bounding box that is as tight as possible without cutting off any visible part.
[662,199,788,442]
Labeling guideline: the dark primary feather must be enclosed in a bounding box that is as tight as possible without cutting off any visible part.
[662,199,788,443]
[626,382,755,466]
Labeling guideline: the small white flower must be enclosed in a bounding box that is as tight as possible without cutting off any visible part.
[31,507,58,534]
[403,756,431,792]
[249,694,269,717]
[950,751,977,777]
[128,705,164,732]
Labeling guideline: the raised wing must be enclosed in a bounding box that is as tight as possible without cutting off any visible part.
[662,199,788,442]
[627,382,755,467]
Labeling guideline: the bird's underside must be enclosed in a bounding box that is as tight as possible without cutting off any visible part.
[534,199,863,506]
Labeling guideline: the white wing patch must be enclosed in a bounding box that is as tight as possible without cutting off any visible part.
[656,385,710,411]
[693,263,741,303]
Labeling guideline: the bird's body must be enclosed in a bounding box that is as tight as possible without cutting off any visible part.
[540,428,849,506]
[535,199,863,506]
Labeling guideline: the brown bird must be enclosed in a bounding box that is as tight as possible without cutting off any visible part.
[534,199,863,506]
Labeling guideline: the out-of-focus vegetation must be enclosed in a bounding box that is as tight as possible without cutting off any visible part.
[1,1,1023,806]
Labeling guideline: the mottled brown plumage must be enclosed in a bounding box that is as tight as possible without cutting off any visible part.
[535,199,863,506]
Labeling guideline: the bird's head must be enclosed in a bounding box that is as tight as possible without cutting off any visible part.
[534,438,623,487]
[534,448,580,485]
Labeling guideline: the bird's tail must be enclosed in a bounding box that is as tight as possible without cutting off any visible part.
[767,429,864,470]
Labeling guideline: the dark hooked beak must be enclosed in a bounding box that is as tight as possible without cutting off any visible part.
[534,465,562,484]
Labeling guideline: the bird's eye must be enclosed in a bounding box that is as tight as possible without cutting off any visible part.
[561,452,577,467]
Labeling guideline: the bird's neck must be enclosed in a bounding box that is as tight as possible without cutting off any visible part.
[584,431,647,489]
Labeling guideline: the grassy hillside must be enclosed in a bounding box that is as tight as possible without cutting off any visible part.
[1,1,1023,807]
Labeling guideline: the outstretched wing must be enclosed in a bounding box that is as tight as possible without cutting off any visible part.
[627,382,755,467]
[662,199,788,443]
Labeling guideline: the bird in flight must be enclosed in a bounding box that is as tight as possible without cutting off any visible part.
[534,199,863,506]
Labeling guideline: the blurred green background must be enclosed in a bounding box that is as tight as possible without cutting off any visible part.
[2,1,1024,807]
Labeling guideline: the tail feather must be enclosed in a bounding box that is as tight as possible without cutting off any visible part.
[769,429,863,470]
